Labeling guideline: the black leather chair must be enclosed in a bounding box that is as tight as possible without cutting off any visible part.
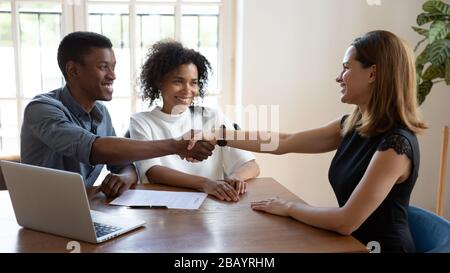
[0,154,20,190]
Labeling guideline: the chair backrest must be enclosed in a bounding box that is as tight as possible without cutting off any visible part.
[408,205,450,253]
[0,155,21,190]
[436,126,449,216]
[0,165,5,191]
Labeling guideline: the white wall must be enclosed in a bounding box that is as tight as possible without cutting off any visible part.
[240,0,450,218]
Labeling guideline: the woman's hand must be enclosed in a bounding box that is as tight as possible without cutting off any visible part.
[202,179,239,202]
[224,175,247,195]
[251,197,294,217]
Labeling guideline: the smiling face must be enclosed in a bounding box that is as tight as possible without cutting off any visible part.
[73,47,116,103]
[336,46,376,111]
[160,63,199,114]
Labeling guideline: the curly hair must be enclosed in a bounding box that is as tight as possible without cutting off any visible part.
[140,40,212,106]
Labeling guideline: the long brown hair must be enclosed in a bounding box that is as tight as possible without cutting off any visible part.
[342,30,427,137]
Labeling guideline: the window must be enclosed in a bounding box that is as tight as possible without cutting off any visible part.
[0,0,233,155]
[0,1,63,155]
[0,1,16,154]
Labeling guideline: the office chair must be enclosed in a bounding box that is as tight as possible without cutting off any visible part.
[0,154,21,190]
[408,205,450,253]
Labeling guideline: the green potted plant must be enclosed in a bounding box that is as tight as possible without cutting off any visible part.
[412,0,450,105]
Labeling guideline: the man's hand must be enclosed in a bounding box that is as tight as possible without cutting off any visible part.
[98,173,135,198]
[178,129,217,162]
[202,179,240,202]
[175,139,215,161]
[224,175,247,195]
[176,130,216,161]
[187,130,217,151]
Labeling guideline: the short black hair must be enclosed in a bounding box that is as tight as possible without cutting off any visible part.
[57,31,113,80]
[140,40,211,106]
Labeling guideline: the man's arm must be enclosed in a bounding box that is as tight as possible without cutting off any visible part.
[90,137,214,166]
[23,102,214,167]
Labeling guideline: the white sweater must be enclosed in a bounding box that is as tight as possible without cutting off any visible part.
[130,106,256,183]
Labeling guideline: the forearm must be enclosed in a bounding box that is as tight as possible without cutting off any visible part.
[226,130,289,154]
[229,160,260,181]
[224,119,342,154]
[287,202,352,235]
[146,165,208,191]
[91,137,184,166]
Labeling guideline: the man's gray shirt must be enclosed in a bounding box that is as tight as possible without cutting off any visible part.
[21,86,127,187]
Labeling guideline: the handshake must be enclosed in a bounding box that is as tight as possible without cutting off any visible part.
[175,129,222,162]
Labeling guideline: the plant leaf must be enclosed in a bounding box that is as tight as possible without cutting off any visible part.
[412,26,429,37]
[416,65,425,78]
[423,0,450,16]
[423,1,441,13]
[429,21,448,43]
[417,12,447,26]
[414,37,428,52]
[416,69,424,88]
[429,39,450,65]
[422,65,445,80]
[417,80,433,105]
[446,59,450,85]
[416,44,431,66]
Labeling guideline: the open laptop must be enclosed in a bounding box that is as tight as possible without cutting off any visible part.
[1,160,145,244]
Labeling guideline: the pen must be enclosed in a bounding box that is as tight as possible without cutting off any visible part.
[128,205,168,209]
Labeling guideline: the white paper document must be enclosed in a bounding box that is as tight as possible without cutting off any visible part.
[109,190,207,210]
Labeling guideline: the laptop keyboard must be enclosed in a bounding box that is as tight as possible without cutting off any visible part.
[93,222,122,238]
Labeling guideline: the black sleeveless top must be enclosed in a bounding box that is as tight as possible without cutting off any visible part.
[328,116,420,253]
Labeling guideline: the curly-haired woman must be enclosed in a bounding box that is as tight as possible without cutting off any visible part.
[130,41,260,202]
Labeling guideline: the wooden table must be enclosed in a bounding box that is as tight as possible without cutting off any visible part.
[0,178,367,253]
